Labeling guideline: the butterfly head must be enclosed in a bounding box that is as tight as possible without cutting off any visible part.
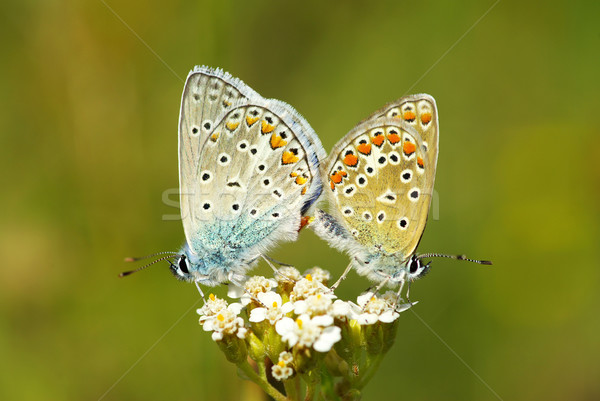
[406,254,431,280]
[170,244,208,282]
[170,254,192,281]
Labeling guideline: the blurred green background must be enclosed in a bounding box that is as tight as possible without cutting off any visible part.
[1,0,599,400]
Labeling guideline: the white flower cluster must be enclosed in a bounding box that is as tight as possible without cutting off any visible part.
[271,351,294,381]
[197,294,247,341]
[276,313,341,352]
[348,291,414,325]
[197,268,414,351]
[249,291,293,324]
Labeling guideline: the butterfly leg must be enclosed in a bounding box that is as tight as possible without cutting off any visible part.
[405,280,413,305]
[261,255,296,284]
[362,275,392,312]
[372,275,392,296]
[393,271,408,309]
[263,254,294,268]
[330,261,353,291]
[194,281,207,303]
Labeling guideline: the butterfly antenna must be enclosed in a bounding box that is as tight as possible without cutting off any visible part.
[119,254,179,277]
[417,253,492,265]
[124,251,179,262]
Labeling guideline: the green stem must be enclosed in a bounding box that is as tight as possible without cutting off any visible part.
[304,371,321,401]
[295,376,302,399]
[319,366,340,401]
[239,361,288,401]
[356,352,384,390]
[283,379,300,401]
[258,359,267,380]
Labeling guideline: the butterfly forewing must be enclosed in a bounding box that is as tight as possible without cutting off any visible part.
[366,94,439,170]
[325,95,439,261]
[179,67,324,258]
[179,68,258,244]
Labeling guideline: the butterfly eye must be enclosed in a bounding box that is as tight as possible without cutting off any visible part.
[178,256,189,275]
[409,257,420,274]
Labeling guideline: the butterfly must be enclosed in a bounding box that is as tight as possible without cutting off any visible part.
[310,94,491,299]
[123,66,326,292]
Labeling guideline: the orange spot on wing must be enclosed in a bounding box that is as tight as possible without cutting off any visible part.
[246,116,259,126]
[357,143,371,155]
[299,216,311,231]
[330,171,344,184]
[417,157,424,168]
[270,133,287,149]
[301,186,307,195]
[295,176,308,185]
[371,134,385,147]
[421,112,432,124]
[403,141,416,155]
[282,151,299,165]
[330,180,335,190]
[226,121,239,131]
[210,132,220,142]
[343,154,358,167]
[261,120,275,134]
[290,172,298,177]
[387,132,401,144]
[403,111,416,121]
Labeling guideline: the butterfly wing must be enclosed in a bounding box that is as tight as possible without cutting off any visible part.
[179,67,324,261]
[323,94,439,261]
[364,94,439,171]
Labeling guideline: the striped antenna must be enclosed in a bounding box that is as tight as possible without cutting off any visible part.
[417,253,492,265]
[119,254,179,277]
[124,251,179,262]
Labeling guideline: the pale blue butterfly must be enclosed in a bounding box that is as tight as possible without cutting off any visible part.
[310,95,490,300]
[123,67,326,292]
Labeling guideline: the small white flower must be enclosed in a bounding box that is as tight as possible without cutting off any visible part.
[249,291,294,325]
[380,291,414,313]
[202,303,246,341]
[275,314,341,352]
[289,274,329,302]
[293,293,334,316]
[271,361,294,381]
[278,351,293,366]
[196,293,228,317]
[304,267,330,284]
[276,266,302,283]
[230,276,278,306]
[271,350,295,381]
[236,326,248,339]
[330,299,352,320]
[227,282,245,299]
[348,291,412,325]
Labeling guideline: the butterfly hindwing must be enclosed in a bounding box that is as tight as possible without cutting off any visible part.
[177,66,325,283]
[199,101,320,250]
